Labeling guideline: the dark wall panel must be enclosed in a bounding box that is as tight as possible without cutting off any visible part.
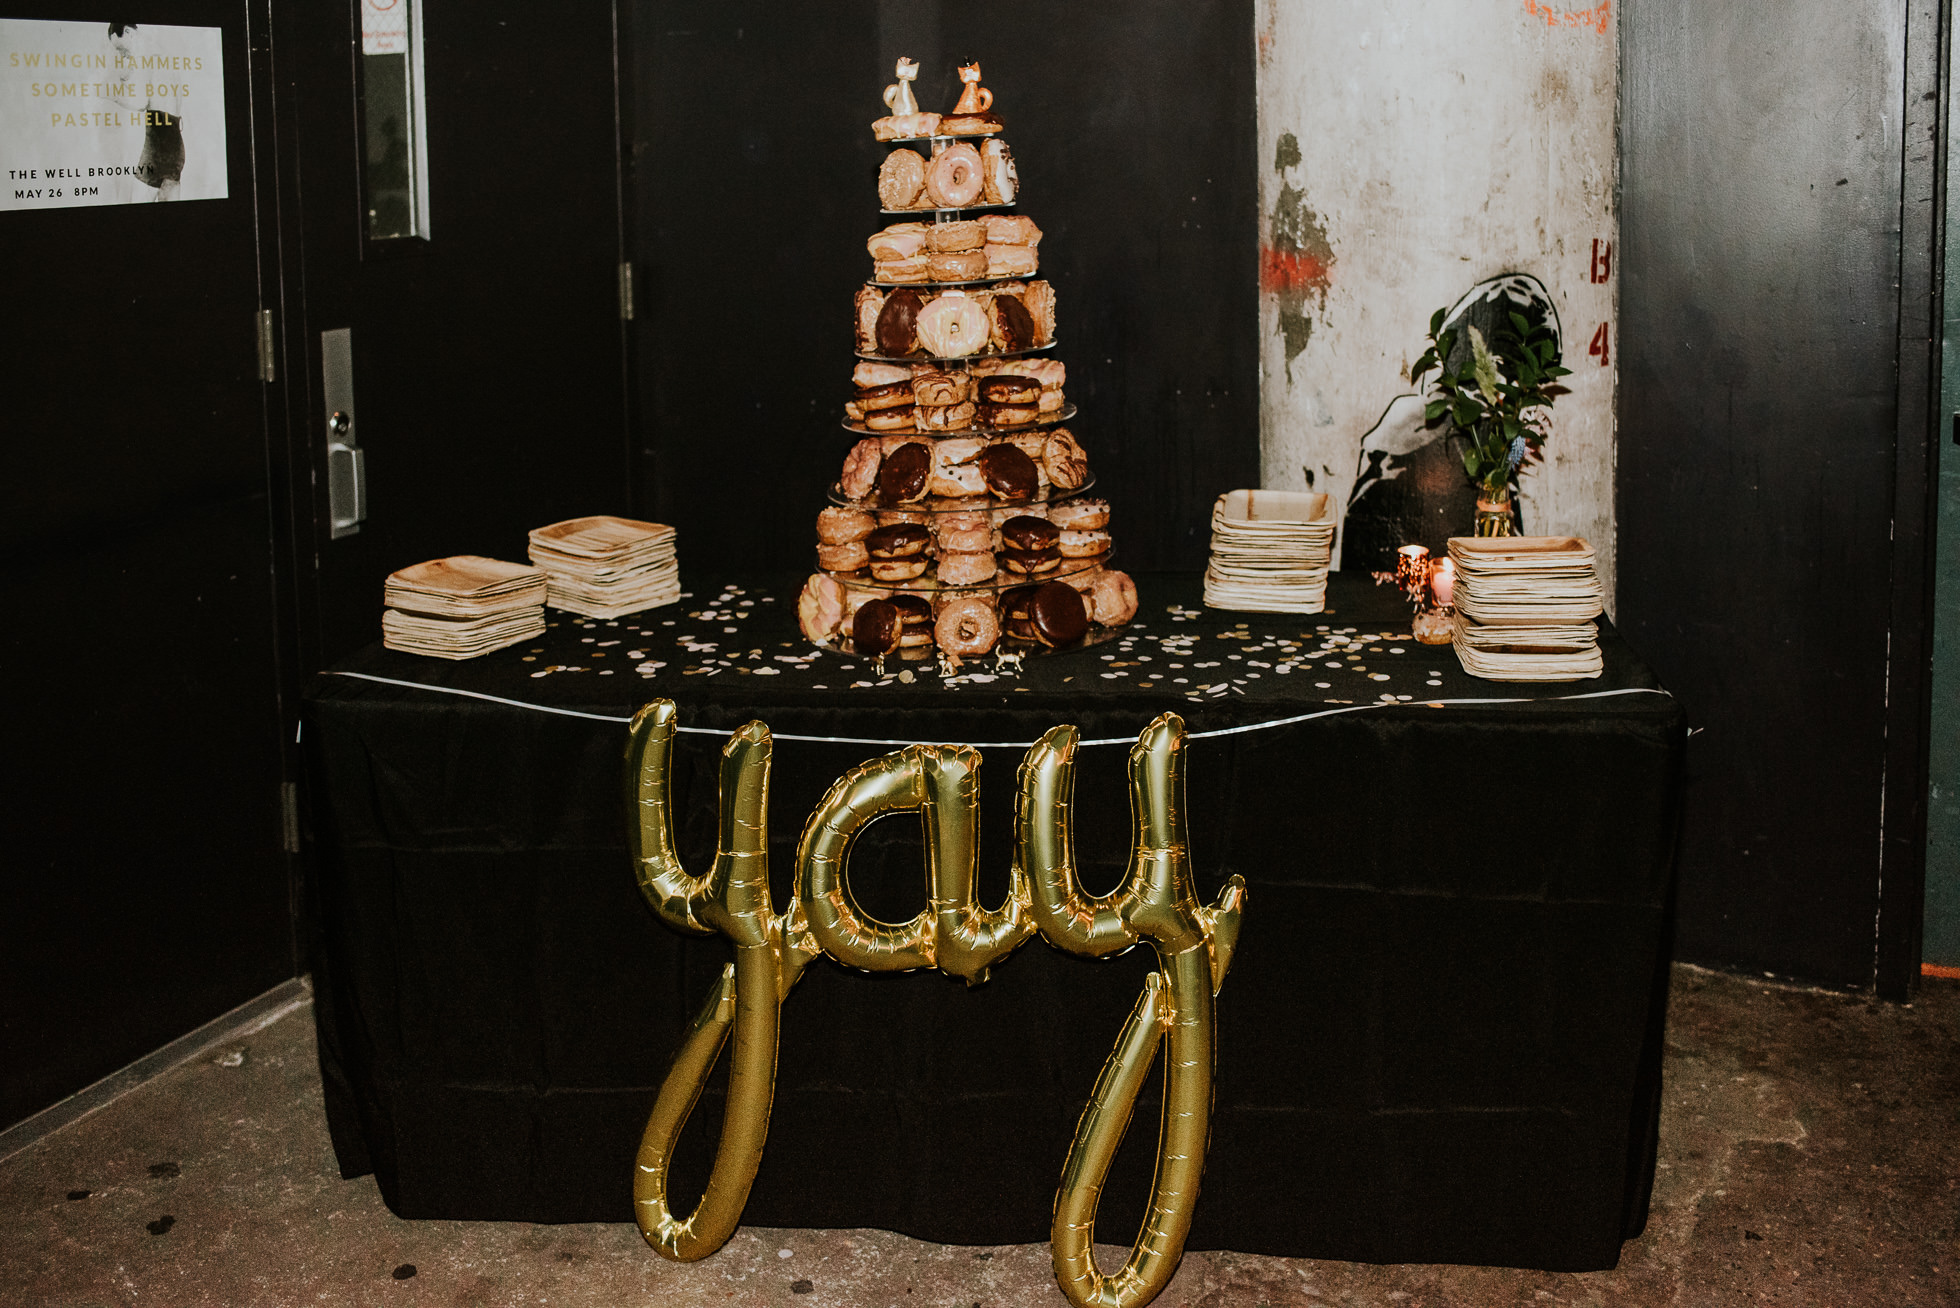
[1619,0,1907,986]
[629,0,1259,573]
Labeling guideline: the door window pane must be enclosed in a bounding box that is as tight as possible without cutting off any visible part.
[362,0,429,239]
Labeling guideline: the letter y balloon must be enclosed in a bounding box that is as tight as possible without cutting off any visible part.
[623,701,1245,1308]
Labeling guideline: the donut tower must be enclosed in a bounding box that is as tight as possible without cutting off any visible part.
[795,60,1139,665]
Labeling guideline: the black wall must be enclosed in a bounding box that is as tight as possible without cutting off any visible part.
[627,0,1260,573]
[1620,0,1939,991]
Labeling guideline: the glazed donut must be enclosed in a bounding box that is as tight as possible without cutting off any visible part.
[1022,281,1057,344]
[869,557,930,582]
[915,294,991,358]
[911,366,971,407]
[984,243,1039,278]
[816,541,869,572]
[854,361,911,389]
[854,286,885,354]
[1043,428,1090,489]
[929,249,989,281]
[864,404,917,432]
[877,256,931,284]
[816,506,876,544]
[980,139,1017,205]
[876,509,932,527]
[1048,497,1110,530]
[918,401,977,434]
[868,229,927,262]
[840,438,883,500]
[797,573,849,644]
[935,551,998,587]
[1058,528,1111,558]
[980,214,1041,246]
[873,112,941,142]
[879,148,928,210]
[927,437,986,496]
[935,595,1001,657]
[1088,569,1139,626]
[925,142,985,208]
[937,524,993,554]
[928,220,986,252]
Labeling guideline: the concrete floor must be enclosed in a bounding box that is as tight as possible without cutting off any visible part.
[2,965,1953,1308]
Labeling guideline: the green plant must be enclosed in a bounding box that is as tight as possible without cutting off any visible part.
[1411,305,1570,501]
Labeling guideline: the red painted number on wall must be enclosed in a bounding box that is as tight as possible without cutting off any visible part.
[1588,322,1610,367]
[1590,239,1612,284]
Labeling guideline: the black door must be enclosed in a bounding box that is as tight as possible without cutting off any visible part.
[280,0,633,667]
[0,3,295,1128]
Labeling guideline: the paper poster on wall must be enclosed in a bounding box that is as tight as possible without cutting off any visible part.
[1,19,227,211]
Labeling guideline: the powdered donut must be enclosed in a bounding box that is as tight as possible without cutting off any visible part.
[879,148,927,209]
[797,573,848,644]
[915,294,990,358]
[840,438,883,500]
[935,595,1001,656]
[1088,569,1139,626]
[925,142,984,208]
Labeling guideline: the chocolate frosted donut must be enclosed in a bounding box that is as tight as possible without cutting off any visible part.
[975,401,1040,429]
[876,287,925,356]
[1003,581,1089,648]
[888,592,936,647]
[978,442,1039,500]
[876,441,932,502]
[999,515,1060,551]
[865,522,931,559]
[979,376,1040,405]
[990,293,1037,352]
[852,599,902,657]
[857,381,915,411]
[1000,547,1061,576]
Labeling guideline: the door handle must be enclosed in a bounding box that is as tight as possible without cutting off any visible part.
[321,329,366,539]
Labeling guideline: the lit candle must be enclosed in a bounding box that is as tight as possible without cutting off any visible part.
[1430,557,1455,608]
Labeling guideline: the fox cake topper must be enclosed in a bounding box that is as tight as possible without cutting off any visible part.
[953,62,993,114]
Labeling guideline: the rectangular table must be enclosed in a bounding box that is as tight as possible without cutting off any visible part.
[302,571,1682,1271]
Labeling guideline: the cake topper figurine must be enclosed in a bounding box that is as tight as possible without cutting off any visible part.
[883,57,921,116]
[953,62,993,114]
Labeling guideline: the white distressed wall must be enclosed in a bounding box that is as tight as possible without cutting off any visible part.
[1256,0,1619,605]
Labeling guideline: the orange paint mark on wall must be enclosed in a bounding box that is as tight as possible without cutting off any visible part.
[1523,0,1611,34]
[1925,962,1960,979]
[1260,246,1329,296]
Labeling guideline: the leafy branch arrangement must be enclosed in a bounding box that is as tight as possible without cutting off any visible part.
[1411,306,1570,501]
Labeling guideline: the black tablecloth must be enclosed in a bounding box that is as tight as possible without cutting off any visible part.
[303,571,1683,1271]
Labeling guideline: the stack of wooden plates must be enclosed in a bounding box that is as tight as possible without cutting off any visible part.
[528,515,680,618]
[1202,489,1337,613]
[1447,536,1605,681]
[382,556,548,659]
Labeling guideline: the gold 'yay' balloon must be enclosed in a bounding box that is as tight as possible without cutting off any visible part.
[625,699,1246,1308]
